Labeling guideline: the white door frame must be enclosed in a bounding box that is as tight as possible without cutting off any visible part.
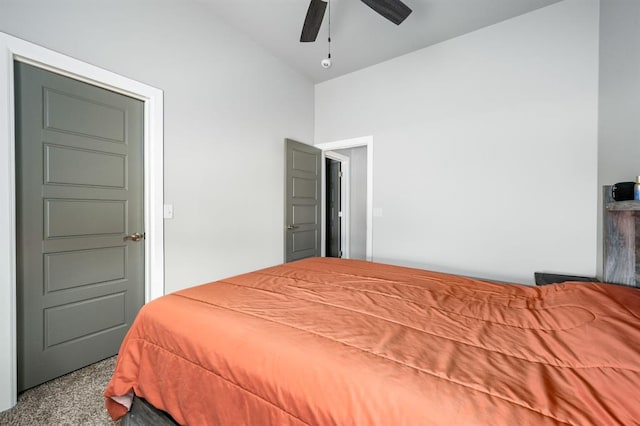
[316,136,373,261]
[324,151,350,259]
[0,32,164,411]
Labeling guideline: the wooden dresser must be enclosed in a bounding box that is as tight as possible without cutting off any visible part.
[604,185,640,287]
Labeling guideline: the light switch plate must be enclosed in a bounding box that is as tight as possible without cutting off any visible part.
[163,204,174,219]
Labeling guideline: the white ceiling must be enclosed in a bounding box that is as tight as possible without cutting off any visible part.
[196,0,564,83]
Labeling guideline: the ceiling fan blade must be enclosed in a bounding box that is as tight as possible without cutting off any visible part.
[300,0,327,42]
[360,0,412,25]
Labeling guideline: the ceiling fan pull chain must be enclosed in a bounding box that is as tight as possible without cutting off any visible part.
[327,0,331,59]
[324,0,332,67]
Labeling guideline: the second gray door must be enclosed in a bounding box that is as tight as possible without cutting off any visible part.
[285,139,321,262]
[15,62,145,390]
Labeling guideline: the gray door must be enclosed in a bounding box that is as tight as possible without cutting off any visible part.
[326,158,341,258]
[14,62,145,391]
[285,139,321,262]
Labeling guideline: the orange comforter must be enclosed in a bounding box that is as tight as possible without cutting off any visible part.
[105,257,640,425]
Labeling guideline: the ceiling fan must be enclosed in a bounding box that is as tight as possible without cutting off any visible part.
[300,0,413,43]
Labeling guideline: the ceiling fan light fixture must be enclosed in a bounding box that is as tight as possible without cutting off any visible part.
[321,1,332,69]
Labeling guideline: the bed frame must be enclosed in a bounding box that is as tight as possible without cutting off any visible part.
[121,396,178,426]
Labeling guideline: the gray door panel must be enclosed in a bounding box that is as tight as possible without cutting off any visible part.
[285,139,321,262]
[45,247,126,292]
[15,62,144,391]
[45,144,126,187]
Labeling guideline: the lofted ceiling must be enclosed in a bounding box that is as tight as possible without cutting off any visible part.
[196,0,564,83]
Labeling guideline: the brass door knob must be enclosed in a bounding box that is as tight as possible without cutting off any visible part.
[123,232,144,242]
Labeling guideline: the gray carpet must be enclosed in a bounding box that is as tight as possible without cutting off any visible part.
[0,357,118,425]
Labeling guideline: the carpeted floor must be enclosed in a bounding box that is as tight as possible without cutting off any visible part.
[0,357,117,425]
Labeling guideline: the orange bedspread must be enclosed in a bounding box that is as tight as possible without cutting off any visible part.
[105,257,640,425]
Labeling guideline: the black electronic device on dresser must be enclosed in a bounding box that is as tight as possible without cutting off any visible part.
[612,181,635,201]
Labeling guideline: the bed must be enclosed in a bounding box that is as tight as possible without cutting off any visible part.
[104,257,640,425]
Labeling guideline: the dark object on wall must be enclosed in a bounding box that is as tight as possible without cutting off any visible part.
[534,272,599,286]
[612,182,635,201]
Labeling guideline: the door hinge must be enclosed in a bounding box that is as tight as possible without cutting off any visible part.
[338,251,343,258]
[338,171,343,178]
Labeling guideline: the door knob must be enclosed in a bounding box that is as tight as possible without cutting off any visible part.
[123,232,144,242]
[287,225,299,230]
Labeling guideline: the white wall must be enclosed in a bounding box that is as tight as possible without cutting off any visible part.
[0,0,314,289]
[315,0,600,284]
[0,0,313,410]
[597,0,640,277]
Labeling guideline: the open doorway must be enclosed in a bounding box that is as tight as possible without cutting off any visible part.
[325,157,341,257]
[316,136,373,261]
[326,147,368,260]
[325,151,349,258]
